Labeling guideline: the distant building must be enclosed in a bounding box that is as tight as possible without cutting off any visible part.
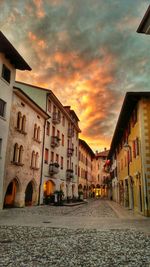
[78,139,95,199]
[15,82,81,202]
[137,5,150,34]
[0,31,31,209]
[95,149,110,198]
[3,88,48,207]
[108,92,150,217]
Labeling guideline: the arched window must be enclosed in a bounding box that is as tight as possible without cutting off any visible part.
[18,145,23,164]
[34,124,37,139]
[31,151,36,168]
[22,115,26,132]
[17,112,22,130]
[13,143,19,163]
[37,126,40,141]
[35,152,39,169]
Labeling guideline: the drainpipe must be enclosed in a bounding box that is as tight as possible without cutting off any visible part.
[38,119,46,205]
[38,93,50,205]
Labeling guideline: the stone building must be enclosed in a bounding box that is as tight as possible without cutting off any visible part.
[0,31,31,209]
[78,139,95,199]
[3,88,48,207]
[108,92,150,216]
[15,82,81,202]
[95,149,110,197]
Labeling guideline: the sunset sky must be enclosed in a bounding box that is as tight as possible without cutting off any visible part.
[0,0,150,152]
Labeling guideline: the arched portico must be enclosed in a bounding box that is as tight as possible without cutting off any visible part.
[25,179,37,206]
[4,178,21,208]
[43,180,56,197]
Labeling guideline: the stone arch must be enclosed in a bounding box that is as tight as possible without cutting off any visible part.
[4,177,21,208]
[25,179,37,206]
[43,180,56,197]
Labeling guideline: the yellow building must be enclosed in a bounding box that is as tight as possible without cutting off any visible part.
[108,92,150,216]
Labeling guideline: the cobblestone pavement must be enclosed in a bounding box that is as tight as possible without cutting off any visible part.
[0,199,150,267]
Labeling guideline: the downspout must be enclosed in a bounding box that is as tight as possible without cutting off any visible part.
[38,93,49,205]
[38,119,46,205]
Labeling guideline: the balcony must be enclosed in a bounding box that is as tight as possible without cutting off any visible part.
[68,128,74,138]
[67,148,74,157]
[66,169,74,180]
[51,136,60,148]
[52,112,61,124]
[49,162,59,175]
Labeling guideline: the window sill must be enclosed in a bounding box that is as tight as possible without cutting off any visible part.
[0,115,6,121]
[33,138,41,144]
[30,167,40,170]
[15,128,27,135]
[11,161,24,166]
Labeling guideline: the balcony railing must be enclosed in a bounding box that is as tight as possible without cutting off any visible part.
[52,112,61,124]
[68,128,74,138]
[67,148,74,157]
[49,162,59,175]
[66,169,74,180]
[51,136,60,148]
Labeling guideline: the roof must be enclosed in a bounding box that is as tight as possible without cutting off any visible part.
[137,5,150,34]
[13,86,50,119]
[15,81,81,132]
[79,138,95,157]
[95,150,109,158]
[0,31,31,70]
[108,92,150,159]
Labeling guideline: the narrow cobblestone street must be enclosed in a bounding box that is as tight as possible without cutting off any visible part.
[0,199,150,266]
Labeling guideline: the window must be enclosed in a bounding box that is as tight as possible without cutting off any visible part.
[46,122,50,136]
[75,165,77,175]
[34,124,37,139]
[76,147,77,157]
[13,143,19,163]
[62,134,64,146]
[78,167,80,177]
[62,115,65,126]
[13,143,23,165]
[132,141,136,158]
[0,99,6,118]
[56,154,59,163]
[0,139,2,157]
[37,126,40,141]
[57,130,60,138]
[17,112,22,130]
[47,99,51,112]
[35,152,39,169]
[2,64,11,83]
[52,126,55,136]
[45,148,49,164]
[51,151,54,163]
[18,145,23,164]
[61,156,63,169]
[31,151,36,168]
[67,159,69,169]
[22,115,26,132]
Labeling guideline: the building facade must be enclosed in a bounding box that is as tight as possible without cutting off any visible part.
[78,139,95,199]
[15,82,81,203]
[3,88,48,207]
[95,149,110,198]
[0,31,31,209]
[108,92,150,216]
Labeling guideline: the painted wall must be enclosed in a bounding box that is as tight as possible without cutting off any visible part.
[0,53,16,209]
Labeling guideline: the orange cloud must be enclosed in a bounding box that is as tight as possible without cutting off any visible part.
[33,0,45,18]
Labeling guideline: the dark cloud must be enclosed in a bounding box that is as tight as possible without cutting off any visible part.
[1,0,150,150]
